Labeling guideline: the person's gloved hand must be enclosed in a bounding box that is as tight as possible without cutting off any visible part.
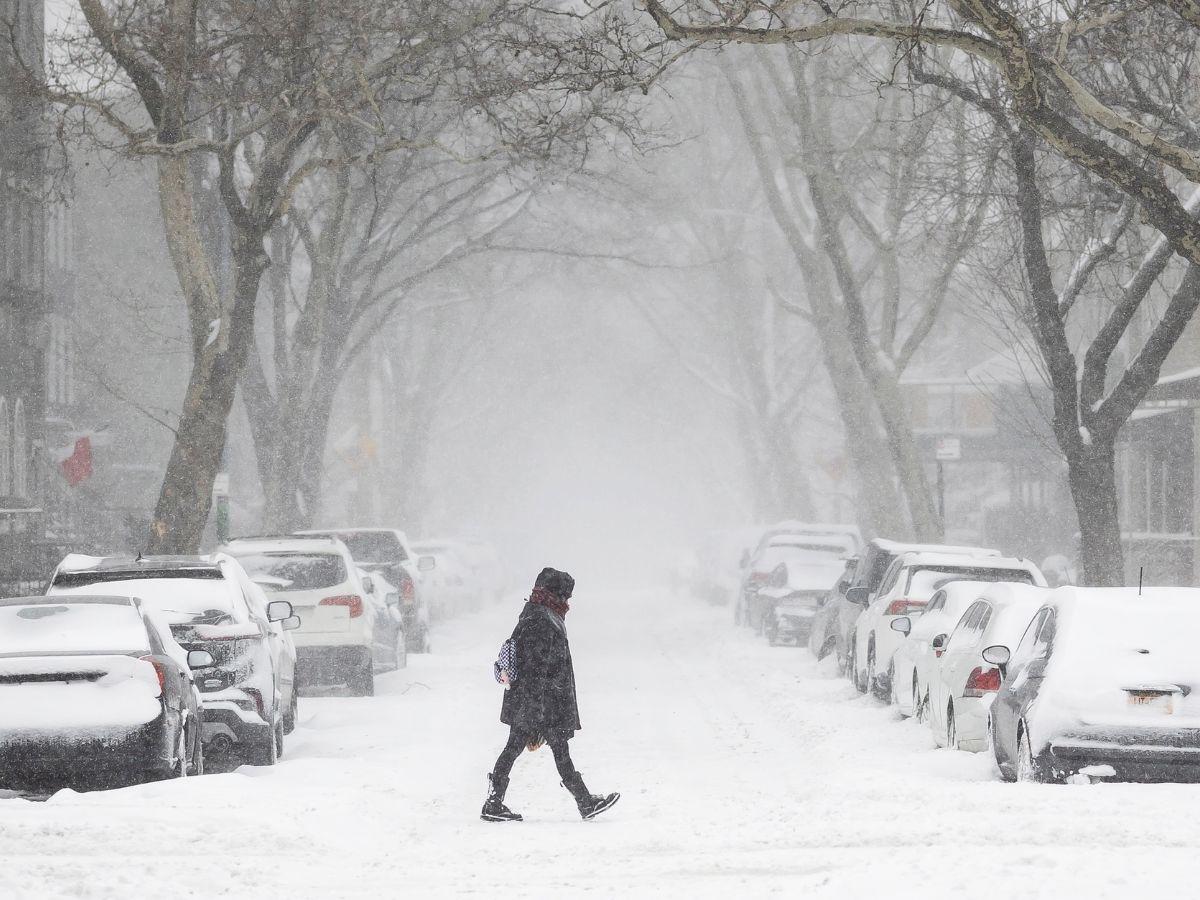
[526,734,545,752]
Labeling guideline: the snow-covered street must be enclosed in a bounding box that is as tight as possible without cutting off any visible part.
[3,588,1198,899]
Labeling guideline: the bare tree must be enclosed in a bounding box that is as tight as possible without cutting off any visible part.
[33,0,650,552]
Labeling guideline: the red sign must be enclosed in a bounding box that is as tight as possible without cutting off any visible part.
[61,437,93,487]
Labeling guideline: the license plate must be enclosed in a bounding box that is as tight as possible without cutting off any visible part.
[1126,691,1176,713]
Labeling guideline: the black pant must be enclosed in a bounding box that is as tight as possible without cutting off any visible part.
[492,727,579,785]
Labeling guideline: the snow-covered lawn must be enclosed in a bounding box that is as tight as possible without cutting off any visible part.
[2,588,1197,898]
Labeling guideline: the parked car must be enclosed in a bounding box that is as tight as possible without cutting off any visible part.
[922,583,1047,750]
[359,568,407,672]
[807,557,858,659]
[737,535,850,632]
[989,587,1200,783]
[748,520,863,560]
[48,554,296,765]
[888,581,991,718]
[411,539,483,618]
[759,554,847,646]
[222,536,386,694]
[298,528,432,652]
[0,594,209,784]
[850,551,1045,698]
[833,540,1003,675]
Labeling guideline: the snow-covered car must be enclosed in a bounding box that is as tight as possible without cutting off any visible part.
[411,539,483,619]
[888,581,992,718]
[807,557,857,659]
[832,539,1003,675]
[358,568,407,672]
[737,535,850,632]
[0,594,209,783]
[989,587,1200,783]
[849,551,1045,698]
[223,536,384,695]
[922,583,1047,750]
[299,528,431,652]
[48,554,297,765]
[749,520,863,560]
[759,555,847,646]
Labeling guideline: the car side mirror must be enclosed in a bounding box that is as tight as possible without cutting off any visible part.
[982,645,1011,667]
[187,649,214,669]
[266,599,294,622]
[418,555,436,572]
[361,575,376,595]
[931,633,947,657]
[890,616,911,636]
[282,615,301,631]
[845,586,869,605]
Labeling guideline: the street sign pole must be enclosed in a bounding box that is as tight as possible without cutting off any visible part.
[933,436,960,541]
[936,460,945,541]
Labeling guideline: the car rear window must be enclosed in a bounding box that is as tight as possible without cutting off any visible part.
[906,566,1033,597]
[327,531,406,564]
[231,552,347,591]
[0,603,150,656]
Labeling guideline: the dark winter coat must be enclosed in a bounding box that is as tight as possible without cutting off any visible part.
[500,601,580,739]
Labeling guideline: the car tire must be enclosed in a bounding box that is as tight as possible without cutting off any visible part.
[947,703,957,750]
[187,723,204,777]
[350,663,375,697]
[913,675,925,723]
[1017,724,1050,783]
[866,644,877,697]
[889,663,902,710]
[849,638,866,693]
[283,691,298,735]
[247,722,280,767]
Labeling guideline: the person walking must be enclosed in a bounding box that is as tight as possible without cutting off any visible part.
[481,567,619,822]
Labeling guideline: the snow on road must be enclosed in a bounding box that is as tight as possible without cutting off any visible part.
[2,588,1199,898]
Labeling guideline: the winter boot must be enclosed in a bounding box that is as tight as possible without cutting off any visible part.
[562,772,620,821]
[481,773,522,822]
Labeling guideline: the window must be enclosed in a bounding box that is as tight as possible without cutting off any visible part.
[1012,609,1048,665]
[877,561,904,597]
[925,590,947,615]
[1031,611,1056,660]
[948,601,987,650]
[12,398,26,498]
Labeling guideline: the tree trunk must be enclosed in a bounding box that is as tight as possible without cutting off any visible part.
[148,157,266,552]
[1065,440,1125,587]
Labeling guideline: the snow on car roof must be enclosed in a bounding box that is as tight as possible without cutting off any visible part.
[223,536,345,555]
[0,598,151,657]
[871,539,1002,556]
[894,551,1035,570]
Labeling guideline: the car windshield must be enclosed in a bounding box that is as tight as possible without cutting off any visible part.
[232,552,347,591]
[756,544,839,571]
[906,566,1033,597]
[50,577,243,626]
[322,531,406,564]
[0,602,150,656]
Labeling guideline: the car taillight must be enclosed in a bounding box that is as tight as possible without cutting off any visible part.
[139,656,166,696]
[321,594,364,618]
[749,571,768,585]
[963,666,1002,697]
[243,687,267,720]
[885,599,928,616]
[400,572,416,604]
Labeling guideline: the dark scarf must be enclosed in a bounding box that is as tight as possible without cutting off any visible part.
[530,587,570,619]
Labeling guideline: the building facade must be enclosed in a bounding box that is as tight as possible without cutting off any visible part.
[0,0,51,588]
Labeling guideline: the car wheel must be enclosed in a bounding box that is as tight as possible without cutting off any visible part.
[187,723,204,776]
[350,663,375,697]
[889,663,902,710]
[947,703,957,750]
[849,639,866,693]
[912,676,925,723]
[283,690,298,735]
[396,631,408,669]
[1016,725,1049,783]
[247,722,280,767]
[866,645,877,696]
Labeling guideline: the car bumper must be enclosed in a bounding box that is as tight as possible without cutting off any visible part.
[0,715,171,776]
[200,700,271,749]
[1047,732,1200,781]
[952,696,990,751]
[295,645,372,686]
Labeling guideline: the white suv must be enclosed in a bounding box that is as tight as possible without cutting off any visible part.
[223,537,378,696]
